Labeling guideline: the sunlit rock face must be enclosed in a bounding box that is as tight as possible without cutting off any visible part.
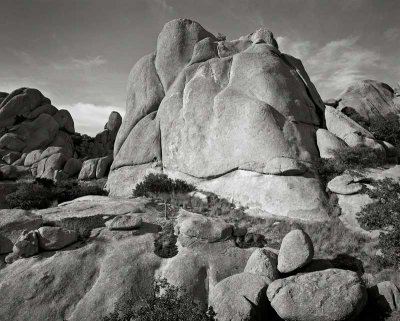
[108,18,330,221]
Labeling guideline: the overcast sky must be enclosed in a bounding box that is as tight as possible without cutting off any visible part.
[1,0,399,135]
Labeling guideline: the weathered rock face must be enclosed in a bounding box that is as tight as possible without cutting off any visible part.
[108,18,330,221]
[338,80,400,125]
[267,269,368,321]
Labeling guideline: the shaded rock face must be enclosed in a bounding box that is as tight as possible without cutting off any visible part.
[108,18,329,221]
[338,80,400,125]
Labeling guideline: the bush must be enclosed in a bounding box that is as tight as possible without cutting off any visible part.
[53,179,108,203]
[368,115,400,152]
[6,179,108,210]
[102,278,215,321]
[357,178,400,268]
[133,174,195,198]
[5,183,55,209]
[315,145,385,184]
[154,222,178,258]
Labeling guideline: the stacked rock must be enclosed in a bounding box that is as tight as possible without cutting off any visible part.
[208,229,379,321]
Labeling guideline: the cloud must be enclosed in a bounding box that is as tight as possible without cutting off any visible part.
[60,102,125,136]
[384,28,400,41]
[53,56,107,70]
[278,36,386,98]
[11,50,35,65]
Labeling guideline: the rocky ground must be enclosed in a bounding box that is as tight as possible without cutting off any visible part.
[0,194,399,321]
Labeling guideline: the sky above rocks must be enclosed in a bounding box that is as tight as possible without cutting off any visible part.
[1,0,399,135]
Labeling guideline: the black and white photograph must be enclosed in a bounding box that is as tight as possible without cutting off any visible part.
[0,1,399,320]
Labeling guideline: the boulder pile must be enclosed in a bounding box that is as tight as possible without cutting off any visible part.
[0,88,121,183]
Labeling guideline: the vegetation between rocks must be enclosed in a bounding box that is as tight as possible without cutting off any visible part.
[368,115,400,153]
[102,278,216,321]
[357,178,400,268]
[315,145,385,185]
[154,222,178,258]
[5,178,108,210]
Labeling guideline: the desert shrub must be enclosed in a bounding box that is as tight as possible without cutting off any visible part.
[133,174,195,197]
[357,178,400,268]
[102,278,215,321]
[154,222,178,258]
[235,232,267,249]
[35,177,55,188]
[5,183,55,209]
[315,145,385,184]
[368,115,400,151]
[6,179,108,210]
[53,179,108,203]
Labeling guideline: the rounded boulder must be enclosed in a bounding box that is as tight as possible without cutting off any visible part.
[278,229,314,273]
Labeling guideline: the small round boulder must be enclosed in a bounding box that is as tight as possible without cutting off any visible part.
[278,229,314,273]
[244,248,279,281]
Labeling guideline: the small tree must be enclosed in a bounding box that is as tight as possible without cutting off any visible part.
[216,32,226,41]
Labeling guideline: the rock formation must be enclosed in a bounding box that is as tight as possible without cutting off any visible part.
[0,88,121,182]
[107,18,333,221]
[337,79,400,125]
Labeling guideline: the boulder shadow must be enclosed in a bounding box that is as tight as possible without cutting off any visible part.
[330,253,365,276]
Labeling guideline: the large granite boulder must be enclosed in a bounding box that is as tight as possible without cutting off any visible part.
[338,80,400,125]
[108,19,329,221]
[0,88,47,128]
[316,128,347,159]
[267,269,367,321]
